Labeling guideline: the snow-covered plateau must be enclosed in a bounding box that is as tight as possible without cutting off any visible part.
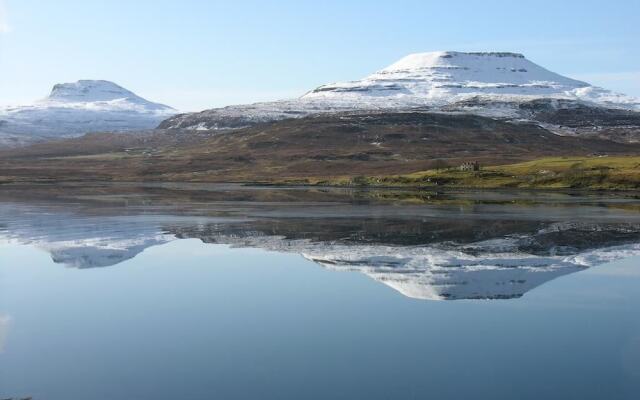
[161,51,640,131]
[0,80,176,147]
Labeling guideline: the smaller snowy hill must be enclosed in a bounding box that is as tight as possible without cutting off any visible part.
[0,80,176,147]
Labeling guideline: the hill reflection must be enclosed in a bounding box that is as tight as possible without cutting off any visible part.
[2,183,640,300]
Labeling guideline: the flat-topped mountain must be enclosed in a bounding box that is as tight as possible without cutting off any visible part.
[0,80,176,147]
[161,51,640,140]
[303,51,593,103]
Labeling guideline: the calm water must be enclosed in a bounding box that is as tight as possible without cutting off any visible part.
[1,184,640,399]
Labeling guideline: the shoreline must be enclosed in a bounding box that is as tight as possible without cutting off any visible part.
[2,178,640,195]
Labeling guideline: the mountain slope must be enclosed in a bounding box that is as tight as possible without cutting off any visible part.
[2,112,640,183]
[0,80,176,147]
[160,51,640,139]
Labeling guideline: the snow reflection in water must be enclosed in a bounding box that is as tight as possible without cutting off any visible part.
[2,184,640,300]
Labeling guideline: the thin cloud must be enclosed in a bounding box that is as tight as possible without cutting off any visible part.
[571,71,640,97]
[0,0,10,34]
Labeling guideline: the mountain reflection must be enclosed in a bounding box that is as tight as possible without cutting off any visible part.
[2,184,640,300]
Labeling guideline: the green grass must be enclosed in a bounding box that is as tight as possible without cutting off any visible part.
[317,156,640,190]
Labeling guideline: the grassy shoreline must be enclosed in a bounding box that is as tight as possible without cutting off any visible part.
[2,156,640,192]
[279,156,640,191]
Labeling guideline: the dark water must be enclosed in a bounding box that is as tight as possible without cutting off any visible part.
[1,184,639,399]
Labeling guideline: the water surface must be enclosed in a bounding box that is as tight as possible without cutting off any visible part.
[1,184,639,399]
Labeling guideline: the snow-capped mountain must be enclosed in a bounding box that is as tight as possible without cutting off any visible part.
[161,51,640,131]
[302,51,637,106]
[0,80,176,147]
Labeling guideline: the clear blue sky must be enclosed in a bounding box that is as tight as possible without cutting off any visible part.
[1,0,639,111]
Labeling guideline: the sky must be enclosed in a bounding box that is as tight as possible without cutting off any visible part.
[0,0,639,111]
